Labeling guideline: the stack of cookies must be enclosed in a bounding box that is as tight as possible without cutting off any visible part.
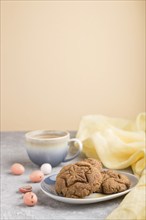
[55,158,131,198]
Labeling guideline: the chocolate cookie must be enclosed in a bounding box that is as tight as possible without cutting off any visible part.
[100,169,131,194]
[84,158,103,171]
[55,161,103,198]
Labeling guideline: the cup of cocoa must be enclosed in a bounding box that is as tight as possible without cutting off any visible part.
[25,130,83,167]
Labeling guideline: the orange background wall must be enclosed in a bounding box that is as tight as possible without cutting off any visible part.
[1,0,145,131]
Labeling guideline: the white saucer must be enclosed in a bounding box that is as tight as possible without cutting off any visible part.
[40,170,138,204]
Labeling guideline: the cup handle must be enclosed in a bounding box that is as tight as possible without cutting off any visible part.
[62,138,83,162]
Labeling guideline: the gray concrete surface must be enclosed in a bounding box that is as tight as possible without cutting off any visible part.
[1,131,129,220]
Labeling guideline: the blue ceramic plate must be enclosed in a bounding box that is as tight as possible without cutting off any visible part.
[40,171,138,204]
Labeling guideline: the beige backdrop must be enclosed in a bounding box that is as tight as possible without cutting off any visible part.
[1,0,145,131]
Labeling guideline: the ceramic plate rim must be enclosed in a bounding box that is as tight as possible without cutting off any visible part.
[40,170,138,204]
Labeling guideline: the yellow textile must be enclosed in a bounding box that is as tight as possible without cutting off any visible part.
[76,113,146,219]
[76,112,146,177]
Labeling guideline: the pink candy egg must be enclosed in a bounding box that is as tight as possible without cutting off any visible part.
[23,192,38,206]
[11,163,25,175]
[29,170,44,183]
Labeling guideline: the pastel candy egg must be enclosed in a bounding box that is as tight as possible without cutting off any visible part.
[11,163,25,175]
[40,163,52,175]
[23,192,37,206]
[29,170,44,183]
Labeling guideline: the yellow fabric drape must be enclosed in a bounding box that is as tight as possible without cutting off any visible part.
[76,112,146,177]
[76,113,146,219]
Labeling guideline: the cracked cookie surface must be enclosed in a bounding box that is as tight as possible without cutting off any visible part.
[84,158,103,171]
[100,169,131,194]
[55,161,103,198]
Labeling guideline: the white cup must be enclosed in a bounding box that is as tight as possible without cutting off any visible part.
[25,130,82,167]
